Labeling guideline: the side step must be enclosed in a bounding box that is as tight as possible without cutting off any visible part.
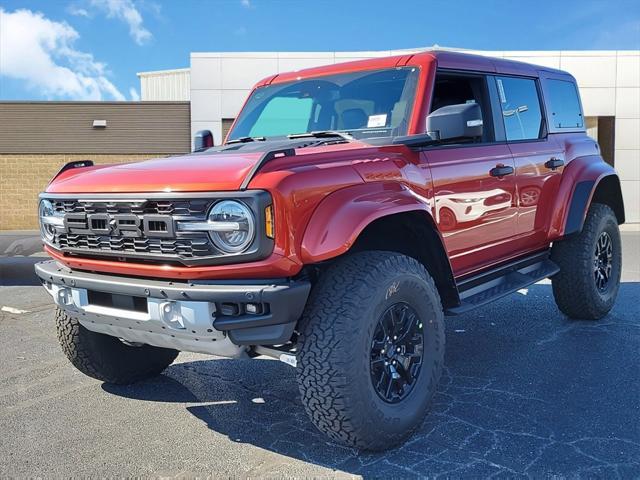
[445,251,559,316]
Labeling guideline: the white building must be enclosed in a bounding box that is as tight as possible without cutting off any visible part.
[138,48,640,222]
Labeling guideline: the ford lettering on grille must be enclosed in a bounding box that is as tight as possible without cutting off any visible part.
[63,213,175,238]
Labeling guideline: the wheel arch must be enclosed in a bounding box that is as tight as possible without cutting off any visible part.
[550,155,625,239]
[564,173,625,237]
[350,210,459,308]
[299,182,459,308]
[591,175,625,225]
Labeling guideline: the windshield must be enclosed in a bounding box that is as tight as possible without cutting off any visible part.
[227,67,419,142]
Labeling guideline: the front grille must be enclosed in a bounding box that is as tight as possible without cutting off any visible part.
[58,233,213,258]
[50,198,217,264]
[53,199,210,217]
[42,191,273,267]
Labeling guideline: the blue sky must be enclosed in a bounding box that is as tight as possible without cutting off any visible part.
[1,0,639,101]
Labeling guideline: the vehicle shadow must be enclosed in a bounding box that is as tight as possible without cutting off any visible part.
[103,358,389,474]
[103,281,640,477]
[0,256,45,286]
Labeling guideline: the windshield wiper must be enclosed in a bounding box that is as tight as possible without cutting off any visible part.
[287,131,353,142]
[227,136,266,144]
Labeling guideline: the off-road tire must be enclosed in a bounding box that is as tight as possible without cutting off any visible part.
[55,308,179,384]
[551,203,622,320]
[296,251,445,451]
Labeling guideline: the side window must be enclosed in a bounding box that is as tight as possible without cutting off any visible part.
[248,96,313,137]
[546,79,584,128]
[496,77,543,141]
[430,73,494,143]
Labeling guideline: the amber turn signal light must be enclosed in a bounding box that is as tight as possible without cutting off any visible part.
[265,205,274,238]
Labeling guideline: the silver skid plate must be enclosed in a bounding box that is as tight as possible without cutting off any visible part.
[45,282,248,358]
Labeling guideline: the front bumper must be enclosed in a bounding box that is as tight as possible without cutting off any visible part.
[35,260,311,357]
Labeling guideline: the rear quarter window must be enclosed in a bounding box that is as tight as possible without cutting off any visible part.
[545,79,584,129]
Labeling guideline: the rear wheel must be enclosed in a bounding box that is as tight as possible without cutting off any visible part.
[55,308,179,384]
[551,203,622,320]
[296,251,445,450]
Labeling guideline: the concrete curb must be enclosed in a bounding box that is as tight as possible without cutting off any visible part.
[620,223,640,232]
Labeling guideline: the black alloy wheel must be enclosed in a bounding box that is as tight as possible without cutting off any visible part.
[370,302,424,403]
[594,231,613,292]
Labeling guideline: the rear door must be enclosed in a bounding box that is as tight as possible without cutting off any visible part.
[422,70,518,276]
[493,75,565,249]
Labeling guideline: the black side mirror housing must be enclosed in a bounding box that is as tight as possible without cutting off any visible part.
[426,103,483,142]
[193,130,214,152]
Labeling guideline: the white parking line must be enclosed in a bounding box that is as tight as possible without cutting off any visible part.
[1,306,30,314]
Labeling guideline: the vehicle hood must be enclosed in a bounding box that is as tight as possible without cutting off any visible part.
[45,139,372,194]
[46,151,266,194]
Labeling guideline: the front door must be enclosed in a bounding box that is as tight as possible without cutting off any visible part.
[425,145,517,276]
[423,70,519,276]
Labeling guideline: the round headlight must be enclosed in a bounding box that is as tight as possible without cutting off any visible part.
[39,199,57,242]
[208,200,255,253]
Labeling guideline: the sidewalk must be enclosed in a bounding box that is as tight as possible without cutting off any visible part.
[621,223,640,232]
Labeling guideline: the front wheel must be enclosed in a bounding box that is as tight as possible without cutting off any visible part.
[551,203,622,320]
[56,308,179,384]
[296,251,445,451]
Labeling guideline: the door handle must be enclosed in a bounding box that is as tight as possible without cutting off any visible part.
[545,157,564,170]
[490,165,514,177]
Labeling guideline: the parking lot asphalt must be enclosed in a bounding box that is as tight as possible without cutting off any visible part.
[0,233,639,478]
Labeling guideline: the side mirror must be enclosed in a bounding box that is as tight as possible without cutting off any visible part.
[193,130,214,152]
[426,103,483,142]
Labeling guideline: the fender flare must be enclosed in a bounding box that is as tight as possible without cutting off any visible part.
[550,155,624,239]
[300,181,433,263]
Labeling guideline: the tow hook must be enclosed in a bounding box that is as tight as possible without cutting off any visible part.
[253,346,297,368]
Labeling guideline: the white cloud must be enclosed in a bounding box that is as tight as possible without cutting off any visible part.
[240,0,251,8]
[129,87,140,101]
[68,5,90,17]
[0,8,125,100]
[89,0,151,45]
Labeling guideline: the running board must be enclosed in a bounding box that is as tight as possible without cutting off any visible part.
[445,251,559,315]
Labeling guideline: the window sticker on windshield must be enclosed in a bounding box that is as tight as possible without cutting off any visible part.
[367,114,387,128]
[497,79,507,103]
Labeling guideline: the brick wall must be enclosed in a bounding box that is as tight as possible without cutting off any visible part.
[0,154,167,230]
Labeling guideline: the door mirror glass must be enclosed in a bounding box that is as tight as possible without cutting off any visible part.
[426,103,483,142]
[193,130,214,152]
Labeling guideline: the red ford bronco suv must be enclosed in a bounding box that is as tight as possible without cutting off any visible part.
[36,50,625,451]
